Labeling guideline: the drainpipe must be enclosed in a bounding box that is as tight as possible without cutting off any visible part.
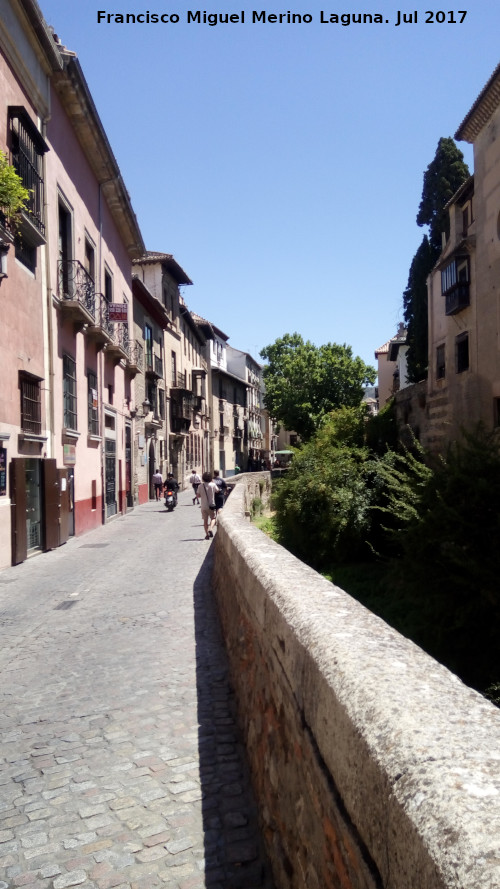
[98,182,105,526]
[41,99,55,462]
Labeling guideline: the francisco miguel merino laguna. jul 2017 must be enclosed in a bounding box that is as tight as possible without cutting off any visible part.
[96,10,469,26]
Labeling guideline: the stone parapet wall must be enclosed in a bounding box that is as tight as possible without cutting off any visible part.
[213,473,500,889]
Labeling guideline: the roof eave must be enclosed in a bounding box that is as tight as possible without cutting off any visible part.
[51,54,145,260]
[455,62,500,143]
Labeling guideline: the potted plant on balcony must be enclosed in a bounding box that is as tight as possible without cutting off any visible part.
[0,149,30,236]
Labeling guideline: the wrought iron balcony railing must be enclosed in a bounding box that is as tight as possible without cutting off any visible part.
[172,370,187,389]
[445,282,470,316]
[128,339,143,372]
[94,291,113,337]
[58,260,96,317]
[109,321,130,359]
[154,355,163,378]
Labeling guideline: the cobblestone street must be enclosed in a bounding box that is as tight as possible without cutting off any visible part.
[0,493,275,889]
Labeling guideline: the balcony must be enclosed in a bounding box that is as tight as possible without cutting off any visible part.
[171,370,188,391]
[171,416,190,435]
[126,340,143,377]
[86,292,113,348]
[105,320,130,363]
[58,260,96,328]
[146,353,163,378]
[171,395,192,420]
[445,282,470,315]
[145,412,163,431]
[193,395,205,413]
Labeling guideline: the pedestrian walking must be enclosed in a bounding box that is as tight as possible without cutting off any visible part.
[152,468,163,501]
[198,471,217,539]
[189,468,202,504]
[213,469,227,520]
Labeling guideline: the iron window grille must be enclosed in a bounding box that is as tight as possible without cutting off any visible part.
[9,107,48,237]
[87,370,99,436]
[63,354,77,429]
[20,373,42,434]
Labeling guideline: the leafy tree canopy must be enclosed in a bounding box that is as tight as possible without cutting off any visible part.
[416,136,470,255]
[260,333,375,441]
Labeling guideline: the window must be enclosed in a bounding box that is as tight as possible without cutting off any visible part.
[58,200,72,297]
[88,370,99,436]
[145,324,153,369]
[456,333,469,374]
[84,238,95,282]
[442,256,470,315]
[104,268,113,303]
[20,373,42,434]
[9,106,48,238]
[63,354,77,429]
[171,351,177,386]
[436,344,446,380]
[147,380,157,416]
[441,257,469,295]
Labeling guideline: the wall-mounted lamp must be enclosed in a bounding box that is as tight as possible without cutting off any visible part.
[130,398,150,419]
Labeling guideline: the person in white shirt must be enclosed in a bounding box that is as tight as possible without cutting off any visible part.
[189,469,202,505]
[152,469,163,502]
[198,471,217,539]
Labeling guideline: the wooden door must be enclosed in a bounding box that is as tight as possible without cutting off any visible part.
[10,458,27,565]
[58,468,70,545]
[43,459,60,551]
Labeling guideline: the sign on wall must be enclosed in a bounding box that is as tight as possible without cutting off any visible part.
[63,444,76,466]
[109,303,128,322]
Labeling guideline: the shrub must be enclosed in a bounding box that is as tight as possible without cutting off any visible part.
[389,426,500,692]
[272,408,375,567]
[0,150,30,225]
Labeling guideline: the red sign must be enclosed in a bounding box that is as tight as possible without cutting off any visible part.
[109,303,128,322]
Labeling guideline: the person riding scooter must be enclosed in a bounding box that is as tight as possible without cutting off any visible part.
[163,472,179,509]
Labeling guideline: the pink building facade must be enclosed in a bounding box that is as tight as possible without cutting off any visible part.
[0,1,144,567]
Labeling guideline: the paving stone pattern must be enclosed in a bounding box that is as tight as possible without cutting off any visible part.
[0,493,275,889]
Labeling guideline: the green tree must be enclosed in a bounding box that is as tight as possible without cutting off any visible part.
[404,138,469,380]
[403,235,433,382]
[260,333,375,441]
[417,136,470,254]
[272,407,374,566]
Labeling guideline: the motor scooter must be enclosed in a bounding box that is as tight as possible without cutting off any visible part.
[164,488,177,512]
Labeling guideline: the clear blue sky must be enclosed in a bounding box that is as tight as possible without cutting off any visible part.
[39,1,499,374]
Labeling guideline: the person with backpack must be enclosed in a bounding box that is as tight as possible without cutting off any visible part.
[212,470,227,519]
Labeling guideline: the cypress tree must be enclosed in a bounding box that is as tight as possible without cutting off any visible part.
[404,138,470,379]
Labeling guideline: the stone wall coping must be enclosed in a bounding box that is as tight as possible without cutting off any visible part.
[216,475,500,888]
